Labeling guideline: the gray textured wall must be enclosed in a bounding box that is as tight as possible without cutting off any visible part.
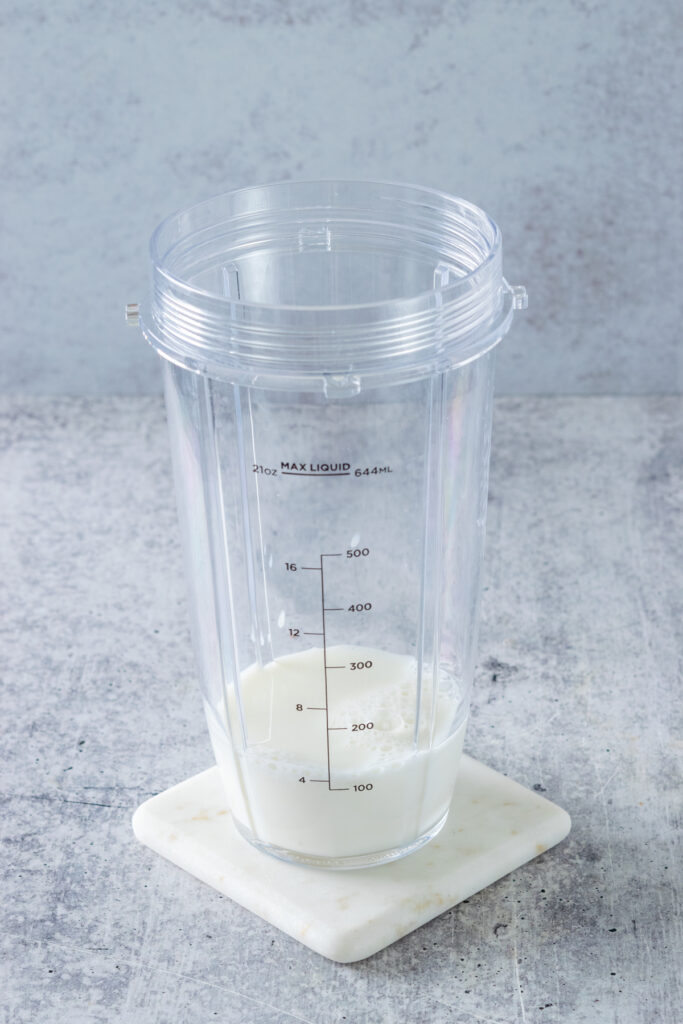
[1,1,681,395]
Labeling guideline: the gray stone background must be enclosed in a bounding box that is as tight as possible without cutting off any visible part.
[1,0,681,396]
[3,4,683,1023]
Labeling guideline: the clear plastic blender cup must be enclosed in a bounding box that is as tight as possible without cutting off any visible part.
[139,180,526,869]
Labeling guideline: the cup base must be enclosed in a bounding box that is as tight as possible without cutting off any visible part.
[132,756,571,961]
[231,810,450,871]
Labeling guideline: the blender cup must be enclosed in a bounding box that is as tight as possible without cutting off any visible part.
[139,180,526,869]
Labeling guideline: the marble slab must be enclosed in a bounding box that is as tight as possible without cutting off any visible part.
[132,755,570,963]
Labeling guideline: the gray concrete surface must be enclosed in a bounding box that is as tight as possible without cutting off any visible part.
[1,2,682,396]
[2,395,681,1023]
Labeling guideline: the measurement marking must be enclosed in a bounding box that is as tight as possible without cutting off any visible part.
[303,631,324,636]
[330,787,350,792]
[281,472,350,477]
[307,707,326,711]
[324,607,344,611]
[310,779,329,783]
[328,727,348,731]
[319,554,336,793]
[322,553,342,557]
[326,665,346,669]
[301,566,321,571]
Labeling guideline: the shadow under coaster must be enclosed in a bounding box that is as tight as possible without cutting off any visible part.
[133,755,570,963]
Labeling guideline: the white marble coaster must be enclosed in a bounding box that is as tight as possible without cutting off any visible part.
[132,756,570,963]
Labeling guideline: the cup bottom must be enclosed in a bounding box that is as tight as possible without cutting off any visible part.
[232,808,450,871]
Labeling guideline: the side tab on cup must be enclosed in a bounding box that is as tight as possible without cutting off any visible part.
[222,263,242,300]
[433,262,451,309]
[322,373,362,398]
[298,224,332,251]
[509,283,528,310]
[125,302,140,326]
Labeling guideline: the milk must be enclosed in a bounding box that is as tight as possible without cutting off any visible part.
[209,646,467,861]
